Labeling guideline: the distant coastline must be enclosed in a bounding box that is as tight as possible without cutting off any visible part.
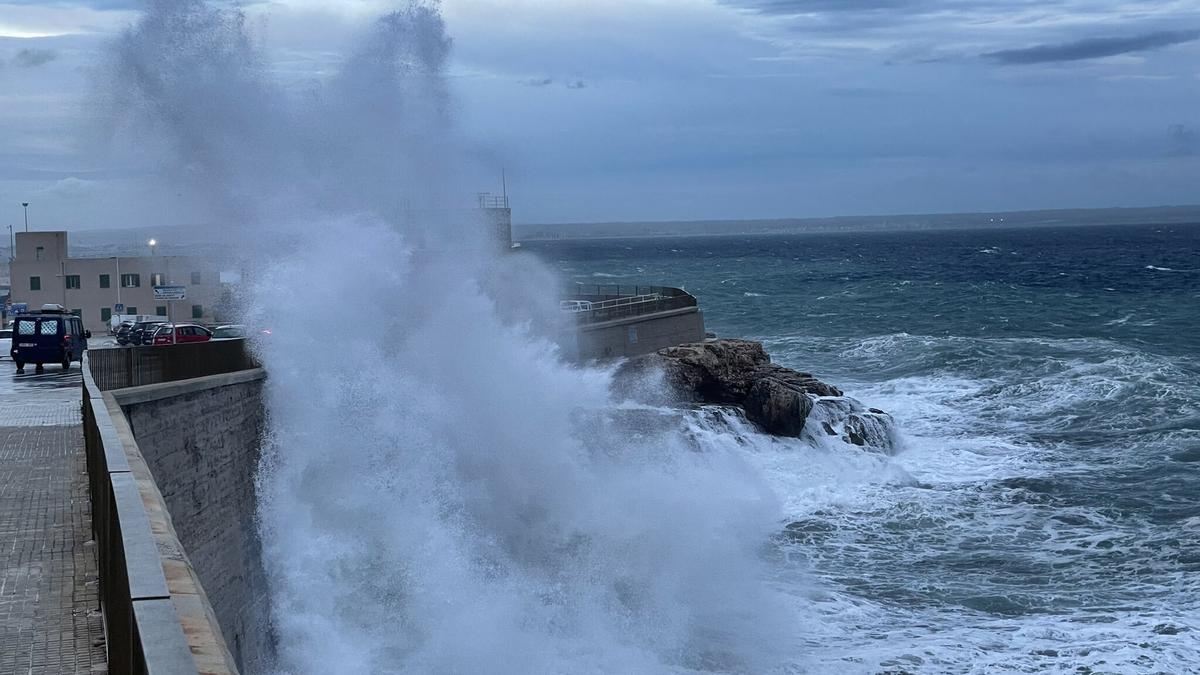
[514,204,1200,242]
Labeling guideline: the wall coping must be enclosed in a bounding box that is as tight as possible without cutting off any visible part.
[575,305,700,332]
[83,354,245,675]
[111,368,266,406]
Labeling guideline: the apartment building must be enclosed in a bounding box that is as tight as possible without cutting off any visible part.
[9,231,229,333]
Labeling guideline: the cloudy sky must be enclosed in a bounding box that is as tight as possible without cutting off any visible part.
[0,0,1198,229]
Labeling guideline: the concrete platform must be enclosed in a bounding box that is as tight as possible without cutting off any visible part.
[0,364,108,674]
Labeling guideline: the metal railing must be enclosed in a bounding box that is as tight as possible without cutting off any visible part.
[477,193,510,209]
[88,340,258,391]
[566,284,699,324]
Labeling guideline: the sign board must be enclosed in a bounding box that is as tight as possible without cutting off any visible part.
[114,303,125,314]
[9,303,27,315]
[154,285,187,301]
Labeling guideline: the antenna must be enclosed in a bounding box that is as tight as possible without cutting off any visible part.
[501,169,508,205]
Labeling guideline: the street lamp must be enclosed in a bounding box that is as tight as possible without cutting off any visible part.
[148,238,157,256]
[21,203,29,233]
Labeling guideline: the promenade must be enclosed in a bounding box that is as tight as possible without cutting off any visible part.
[0,364,107,674]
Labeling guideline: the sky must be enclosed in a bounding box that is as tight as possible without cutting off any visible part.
[0,0,1197,229]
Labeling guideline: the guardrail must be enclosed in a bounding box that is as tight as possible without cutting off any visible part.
[82,357,206,675]
[88,339,258,392]
[566,284,699,324]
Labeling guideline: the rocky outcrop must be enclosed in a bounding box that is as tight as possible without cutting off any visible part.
[616,339,895,451]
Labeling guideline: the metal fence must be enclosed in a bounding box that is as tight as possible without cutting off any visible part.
[88,339,258,391]
[566,284,699,324]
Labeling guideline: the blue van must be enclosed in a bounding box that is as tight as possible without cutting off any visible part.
[9,305,90,372]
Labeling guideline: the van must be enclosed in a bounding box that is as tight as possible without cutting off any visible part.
[9,305,90,372]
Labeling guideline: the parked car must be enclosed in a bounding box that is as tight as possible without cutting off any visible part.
[110,313,163,335]
[0,328,11,360]
[8,305,90,372]
[210,324,247,340]
[114,320,137,344]
[151,323,213,346]
[126,320,168,346]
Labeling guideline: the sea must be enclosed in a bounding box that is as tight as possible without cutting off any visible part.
[527,223,1200,673]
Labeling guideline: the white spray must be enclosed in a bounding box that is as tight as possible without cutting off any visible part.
[101,2,796,672]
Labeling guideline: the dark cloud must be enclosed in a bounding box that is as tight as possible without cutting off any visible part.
[12,49,59,68]
[984,29,1200,64]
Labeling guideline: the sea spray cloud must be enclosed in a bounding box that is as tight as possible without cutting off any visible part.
[98,1,796,673]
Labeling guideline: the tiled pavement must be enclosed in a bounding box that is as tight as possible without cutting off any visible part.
[0,365,107,674]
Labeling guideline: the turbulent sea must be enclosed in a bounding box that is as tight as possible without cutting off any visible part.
[529,223,1200,673]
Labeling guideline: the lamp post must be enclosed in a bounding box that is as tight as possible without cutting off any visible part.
[148,238,157,256]
[7,224,12,262]
[21,203,29,233]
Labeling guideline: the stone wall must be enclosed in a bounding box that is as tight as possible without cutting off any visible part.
[114,370,271,674]
[574,307,706,361]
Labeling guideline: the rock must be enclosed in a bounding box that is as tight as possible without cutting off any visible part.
[653,339,770,404]
[744,375,815,437]
[614,338,892,447]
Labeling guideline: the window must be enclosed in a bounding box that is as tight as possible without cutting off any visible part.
[156,306,168,317]
[125,306,137,315]
[192,304,204,319]
[35,246,44,261]
[39,319,60,335]
[101,308,112,322]
[65,275,81,290]
[99,274,111,289]
[191,271,202,285]
[30,276,41,291]
[121,274,140,288]
[151,273,166,287]
[16,320,35,335]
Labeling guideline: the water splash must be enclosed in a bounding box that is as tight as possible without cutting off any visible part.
[100,2,797,673]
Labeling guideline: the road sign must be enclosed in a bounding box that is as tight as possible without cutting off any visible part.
[114,303,125,314]
[154,286,187,301]
[10,303,27,315]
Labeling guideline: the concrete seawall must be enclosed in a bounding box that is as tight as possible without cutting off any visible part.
[113,370,272,673]
[84,348,270,674]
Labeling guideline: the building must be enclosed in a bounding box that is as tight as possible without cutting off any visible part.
[9,231,228,333]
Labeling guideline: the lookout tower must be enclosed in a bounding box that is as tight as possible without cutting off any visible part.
[477,192,512,250]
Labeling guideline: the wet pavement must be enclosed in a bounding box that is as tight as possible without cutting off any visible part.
[0,360,108,673]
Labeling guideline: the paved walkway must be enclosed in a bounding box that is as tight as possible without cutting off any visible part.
[0,364,107,674]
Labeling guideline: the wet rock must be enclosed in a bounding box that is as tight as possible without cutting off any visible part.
[654,339,770,403]
[615,338,893,447]
[744,375,814,437]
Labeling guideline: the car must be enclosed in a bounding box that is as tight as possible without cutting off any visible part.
[151,323,213,346]
[8,305,90,372]
[126,320,168,346]
[210,324,247,340]
[114,321,137,344]
[0,328,11,360]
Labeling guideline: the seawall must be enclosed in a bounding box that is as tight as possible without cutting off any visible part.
[84,344,270,674]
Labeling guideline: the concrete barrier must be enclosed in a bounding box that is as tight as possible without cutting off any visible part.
[112,370,272,672]
[83,356,240,674]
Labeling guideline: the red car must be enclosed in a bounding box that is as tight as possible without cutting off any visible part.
[151,323,213,346]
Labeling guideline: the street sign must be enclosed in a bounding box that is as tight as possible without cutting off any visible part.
[154,285,187,300]
[114,303,125,314]
[10,303,27,315]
